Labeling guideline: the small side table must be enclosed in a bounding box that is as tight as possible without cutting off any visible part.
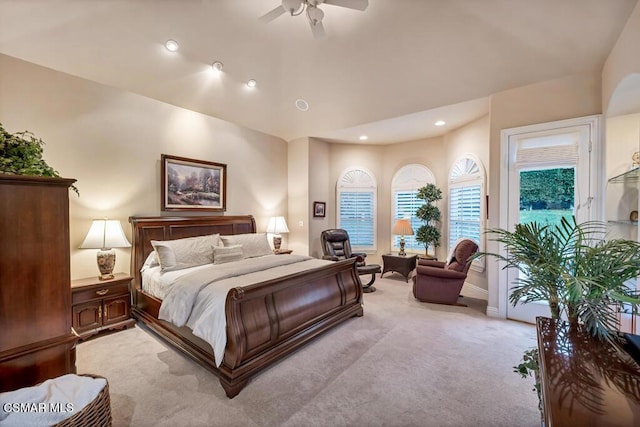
[71,272,135,340]
[381,254,418,282]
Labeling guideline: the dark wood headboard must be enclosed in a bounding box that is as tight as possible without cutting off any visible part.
[128,215,257,292]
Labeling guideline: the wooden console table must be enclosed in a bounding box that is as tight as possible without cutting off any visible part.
[536,317,640,426]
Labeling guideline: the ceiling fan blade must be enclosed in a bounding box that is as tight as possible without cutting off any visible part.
[259,6,286,23]
[323,0,368,11]
[310,21,326,39]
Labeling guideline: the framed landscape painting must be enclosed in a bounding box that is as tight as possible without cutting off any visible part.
[161,154,227,211]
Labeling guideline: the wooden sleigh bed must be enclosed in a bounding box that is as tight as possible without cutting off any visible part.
[129,215,363,398]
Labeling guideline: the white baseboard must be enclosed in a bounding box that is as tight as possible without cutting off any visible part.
[460,281,488,300]
[485,306,501,318]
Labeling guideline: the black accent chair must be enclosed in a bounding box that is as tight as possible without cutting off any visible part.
[321,229,381,293]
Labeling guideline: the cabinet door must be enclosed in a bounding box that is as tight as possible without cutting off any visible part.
[103,295,130,325]
[72,301,101,332]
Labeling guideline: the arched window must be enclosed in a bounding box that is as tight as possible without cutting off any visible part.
[337,168,377,250]
[391,164,435,252]
[449,156,485,271]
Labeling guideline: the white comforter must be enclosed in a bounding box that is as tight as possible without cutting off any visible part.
[155,254,332,367]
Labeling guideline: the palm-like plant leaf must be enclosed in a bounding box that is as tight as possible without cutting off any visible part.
[478,216,640,342]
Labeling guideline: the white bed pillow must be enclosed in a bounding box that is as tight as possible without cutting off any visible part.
[213,244,244,264]
[220,233,272,258]
[140,251,159,272]
[151,233,220,272]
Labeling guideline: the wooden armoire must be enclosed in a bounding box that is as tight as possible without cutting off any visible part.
[0,175,78,392]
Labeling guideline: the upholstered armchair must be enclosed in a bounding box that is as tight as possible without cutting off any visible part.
[412,239,478,306]
[321,229,381,293]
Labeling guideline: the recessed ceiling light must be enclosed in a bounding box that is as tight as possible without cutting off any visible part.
[295,99,309,111]
[359,135,368,141]
[247,79,257,88]
[211,61,223,72]
[165,39,179,52]
[435,120,446,126]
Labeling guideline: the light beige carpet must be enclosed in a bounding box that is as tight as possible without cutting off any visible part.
[76,274,540,427]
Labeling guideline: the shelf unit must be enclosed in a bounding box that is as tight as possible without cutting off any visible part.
[608,166,640,183]
[608,167,640,227]
[607,167,640,334]
[607,219,638,226]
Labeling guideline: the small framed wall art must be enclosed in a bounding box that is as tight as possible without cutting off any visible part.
[313,201,326,218]
[161,154,227,212]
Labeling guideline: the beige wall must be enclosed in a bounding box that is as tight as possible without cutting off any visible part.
[287,137,310,255]
[0,54,289,280]
[325,138,447,265]
[606,114,640,241]
[308,138,331,259]
[443,114,490,291]
[309,118,491,292]
[603,2,640,115]
[487,71,602,312]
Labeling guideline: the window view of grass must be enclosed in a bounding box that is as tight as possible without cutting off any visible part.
[519,168,575,228]
[519,209,573,226]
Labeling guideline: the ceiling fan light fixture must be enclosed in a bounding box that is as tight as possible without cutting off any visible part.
[247,79,257,88]
[283,0,304,16]
[306,5,324,26]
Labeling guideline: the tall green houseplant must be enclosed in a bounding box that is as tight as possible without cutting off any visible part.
[415,183,442,255]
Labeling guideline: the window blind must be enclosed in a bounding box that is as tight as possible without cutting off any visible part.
[449,185,481,248]
[393,190,422,250]
[339,191,374,248]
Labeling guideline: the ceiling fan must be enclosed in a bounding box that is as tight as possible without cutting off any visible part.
[259,0,369,39]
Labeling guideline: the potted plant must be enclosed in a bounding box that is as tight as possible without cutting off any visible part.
[0,123,78,194]
[477,217,640,408]
[415,183,442,256]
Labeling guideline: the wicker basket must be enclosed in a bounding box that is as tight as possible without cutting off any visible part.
[54,374,112,427]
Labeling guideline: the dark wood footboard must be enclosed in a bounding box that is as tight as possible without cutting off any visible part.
[129,215,363,398]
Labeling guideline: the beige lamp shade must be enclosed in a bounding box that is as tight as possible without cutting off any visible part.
[80,219,131,250]
[392,219,414,236]
[266,216,290,235]
[393,218,413,257]
[80,219,131,280]
[266,216,289,252]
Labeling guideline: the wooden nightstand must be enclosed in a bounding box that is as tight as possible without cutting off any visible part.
[275,249,293,254]
[71,272,135,340]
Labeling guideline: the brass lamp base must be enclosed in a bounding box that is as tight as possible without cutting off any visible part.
[97,248,116,280]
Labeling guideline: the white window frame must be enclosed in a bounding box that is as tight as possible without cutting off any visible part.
[390,164,436,253]
[336,167,377,251]
[448,155,486,272]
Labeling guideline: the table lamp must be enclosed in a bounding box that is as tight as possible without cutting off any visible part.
[392,218,414,256]
[266,216,289,253]
[80,219,131,280]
